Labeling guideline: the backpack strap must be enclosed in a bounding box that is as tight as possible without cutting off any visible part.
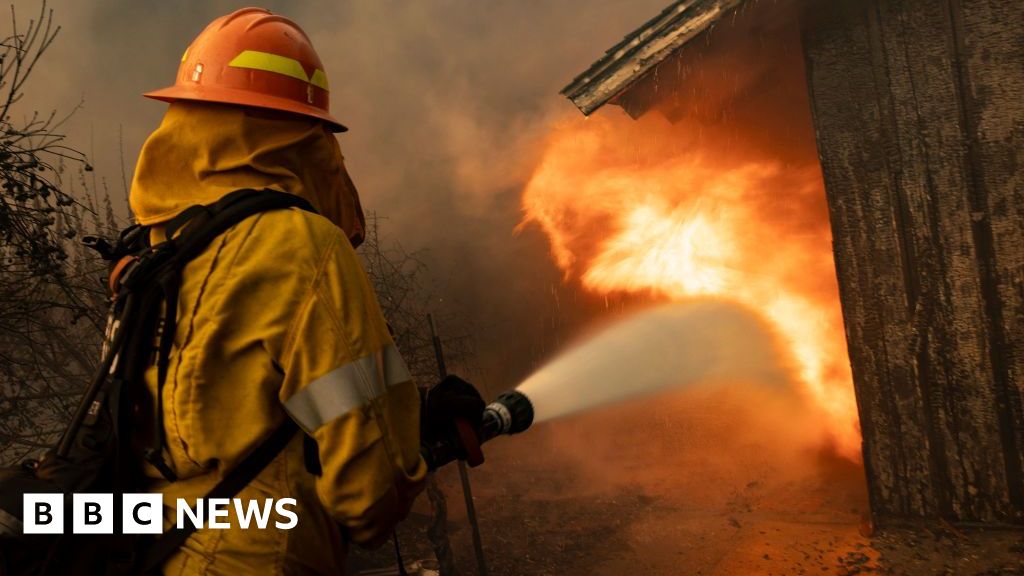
[47,189,315,574]
[124,188,316,480]
[136,418,299,574]
[131,188,316,572]
[115,188,316,294]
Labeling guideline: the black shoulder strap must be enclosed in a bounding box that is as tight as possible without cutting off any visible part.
[165,187,317,265]
[135,188,316,573]
[133,189,317,480]
[115,188,317,294]
[137,419,299,574]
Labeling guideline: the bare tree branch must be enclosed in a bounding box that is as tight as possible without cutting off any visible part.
[0,1,110,464]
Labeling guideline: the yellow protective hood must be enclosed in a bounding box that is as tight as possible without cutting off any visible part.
[130,101,365,246]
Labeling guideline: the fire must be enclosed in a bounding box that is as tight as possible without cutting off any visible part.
[521,111,860,459]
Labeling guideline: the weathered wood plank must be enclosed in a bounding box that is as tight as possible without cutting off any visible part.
[876,0,1012,521]
[951,0,1024,520]
[803,0,938,519]
[803,0,1023,523]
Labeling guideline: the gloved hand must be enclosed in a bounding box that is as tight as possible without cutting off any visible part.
[420,375,485,457]
[421,375,485,442]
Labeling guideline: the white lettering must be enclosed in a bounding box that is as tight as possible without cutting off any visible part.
[233,498,273,529]
[123,493,163,534]
[274,498,298,530]
[21,494,300,532]
[207,498,231,529]
[72,493,113,534]
[176,498,204,529]
[23,494,63,534]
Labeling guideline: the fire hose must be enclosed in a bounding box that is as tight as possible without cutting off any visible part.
[420,390,534,471]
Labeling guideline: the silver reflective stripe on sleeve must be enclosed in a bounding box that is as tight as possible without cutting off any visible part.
[284,344,412,432]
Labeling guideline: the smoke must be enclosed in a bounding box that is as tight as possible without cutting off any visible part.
[16,0,670,393]
[18,0,672,213]
[518,300,791,422]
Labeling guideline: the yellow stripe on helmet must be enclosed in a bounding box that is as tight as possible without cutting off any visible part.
[228,50,329,92]
[309,69,330,91]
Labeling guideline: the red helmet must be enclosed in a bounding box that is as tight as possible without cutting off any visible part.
[144,7,346,132]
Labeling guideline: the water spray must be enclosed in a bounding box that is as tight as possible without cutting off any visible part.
[423,300,786,470]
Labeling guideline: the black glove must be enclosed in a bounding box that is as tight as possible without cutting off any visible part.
[420,375,485,447]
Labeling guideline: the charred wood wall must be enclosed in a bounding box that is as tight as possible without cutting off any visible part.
[801,0,1023,523]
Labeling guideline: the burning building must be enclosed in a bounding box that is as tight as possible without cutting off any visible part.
[530,0,1023,526]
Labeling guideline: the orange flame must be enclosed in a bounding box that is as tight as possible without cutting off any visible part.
[521,111,860,459]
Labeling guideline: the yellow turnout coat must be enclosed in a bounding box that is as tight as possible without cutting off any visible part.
[128,102,427,575]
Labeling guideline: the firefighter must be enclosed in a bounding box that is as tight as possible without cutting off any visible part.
[129,8,464,575]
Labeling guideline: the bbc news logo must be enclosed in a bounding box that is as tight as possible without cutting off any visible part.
[23,494,298,534]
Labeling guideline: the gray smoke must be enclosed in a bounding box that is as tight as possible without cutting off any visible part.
[16,0,669,393]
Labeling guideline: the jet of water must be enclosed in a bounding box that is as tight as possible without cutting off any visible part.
[516,300,790,423]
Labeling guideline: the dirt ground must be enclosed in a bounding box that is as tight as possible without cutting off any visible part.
[349,389,1024,576]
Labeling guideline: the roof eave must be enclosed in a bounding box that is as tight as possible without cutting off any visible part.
[561,0,749,116]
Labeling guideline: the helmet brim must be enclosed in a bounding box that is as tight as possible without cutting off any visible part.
[144,85,348,133]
